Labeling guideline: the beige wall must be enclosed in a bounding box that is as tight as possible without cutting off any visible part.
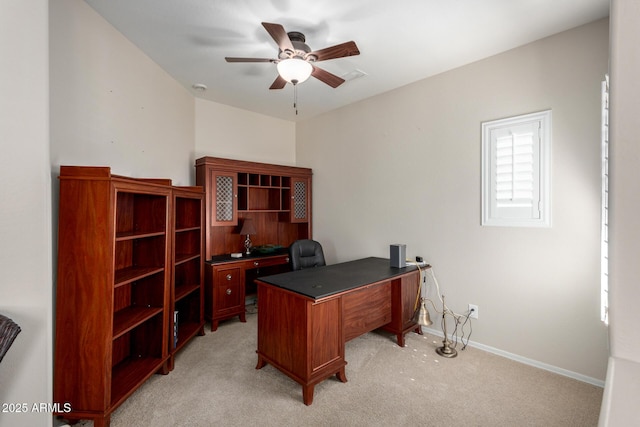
[0,1,52,426]
[608,0,640,365]
[297,19,610,382]
[599,0,640,425]
[195,98,296,168]
[49,0,298,184]
[50,0,194,185]
[50,0,295,188]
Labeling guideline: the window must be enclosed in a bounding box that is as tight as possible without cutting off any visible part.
[601,76,609,325]
[481,110,551,227]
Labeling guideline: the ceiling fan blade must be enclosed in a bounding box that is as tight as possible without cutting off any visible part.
[308,41,360,62]
[269,75,287,90]
[262,22,295,53]
[225,57,274,63]
[311,66,345,88]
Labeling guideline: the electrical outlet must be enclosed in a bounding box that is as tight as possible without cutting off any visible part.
[468,304,479,319]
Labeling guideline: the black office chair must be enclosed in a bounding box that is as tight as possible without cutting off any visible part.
[289,239,326,271]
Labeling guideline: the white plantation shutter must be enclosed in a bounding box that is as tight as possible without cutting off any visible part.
[482,111,550,227]
[492,122,540,219]
[601,76,609,324]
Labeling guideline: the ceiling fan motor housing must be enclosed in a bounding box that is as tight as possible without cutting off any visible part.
[278,32,317,62]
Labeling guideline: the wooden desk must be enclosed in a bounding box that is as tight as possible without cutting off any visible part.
[255,257,424,405]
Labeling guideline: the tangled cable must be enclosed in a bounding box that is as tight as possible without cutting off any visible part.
[420,267,474,351]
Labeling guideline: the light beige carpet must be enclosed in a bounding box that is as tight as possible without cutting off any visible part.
[67,309,602,427]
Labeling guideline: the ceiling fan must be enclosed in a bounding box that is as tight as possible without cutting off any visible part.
[225,22,360,89]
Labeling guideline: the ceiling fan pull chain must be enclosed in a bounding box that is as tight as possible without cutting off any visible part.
[293,82,298,115]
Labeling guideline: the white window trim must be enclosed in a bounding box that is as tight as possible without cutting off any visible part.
[481,110,551,227]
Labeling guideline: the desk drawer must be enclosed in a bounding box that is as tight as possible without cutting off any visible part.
[343,281,392,342]
[213,266,243,315]
[244,255,291,298]
[242,255,289,270]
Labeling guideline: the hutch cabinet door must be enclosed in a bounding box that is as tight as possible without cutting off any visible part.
[290,177,310,223]
[211,171,238,226]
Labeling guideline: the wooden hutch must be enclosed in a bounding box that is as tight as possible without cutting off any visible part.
[195,157,313,330]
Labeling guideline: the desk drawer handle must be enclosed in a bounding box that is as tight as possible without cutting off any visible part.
[226,274,232,281]
[226,288,232,295]
[254,261,259,266]
[286,257,290,263]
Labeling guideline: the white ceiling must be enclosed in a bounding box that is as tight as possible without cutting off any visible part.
[84,0,609,122]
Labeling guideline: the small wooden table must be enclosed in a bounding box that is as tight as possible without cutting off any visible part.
[255,257,424,405]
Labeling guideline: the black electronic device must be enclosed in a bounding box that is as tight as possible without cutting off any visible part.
[390,244,406,268]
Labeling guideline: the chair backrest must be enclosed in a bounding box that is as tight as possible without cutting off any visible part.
[289,239,326,271]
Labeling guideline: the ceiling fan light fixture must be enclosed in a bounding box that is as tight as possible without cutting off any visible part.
[277,58,312,85]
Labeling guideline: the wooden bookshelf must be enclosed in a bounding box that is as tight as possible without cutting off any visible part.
[54,167,205,426]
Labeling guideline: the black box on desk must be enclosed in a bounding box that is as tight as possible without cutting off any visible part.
[390,244,406,268]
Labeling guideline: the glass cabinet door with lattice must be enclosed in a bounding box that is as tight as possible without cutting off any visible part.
[210,170,237,226]
[290,177,310,223]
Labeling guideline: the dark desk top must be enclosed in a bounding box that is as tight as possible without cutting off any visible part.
[256,257,418,300]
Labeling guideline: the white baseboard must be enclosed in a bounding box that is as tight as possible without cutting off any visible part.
[420,326,605,388]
